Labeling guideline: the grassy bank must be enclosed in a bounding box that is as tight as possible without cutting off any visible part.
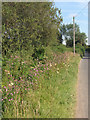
[2,46,81,118]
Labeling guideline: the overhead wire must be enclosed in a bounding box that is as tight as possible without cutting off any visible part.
[75,2,88,17]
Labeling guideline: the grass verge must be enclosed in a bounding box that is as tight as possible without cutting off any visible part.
[2,51,81,118]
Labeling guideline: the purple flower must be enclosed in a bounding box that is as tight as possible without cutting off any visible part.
[4,86,6,89]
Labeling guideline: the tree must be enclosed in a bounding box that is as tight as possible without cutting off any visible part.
[2,2,63,56]
[60,23,87,47]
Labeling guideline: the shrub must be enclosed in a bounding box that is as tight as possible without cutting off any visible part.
[32,47,45,61]
[75,43,85,58]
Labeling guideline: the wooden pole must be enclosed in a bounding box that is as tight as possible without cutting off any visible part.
[73,16,75,55]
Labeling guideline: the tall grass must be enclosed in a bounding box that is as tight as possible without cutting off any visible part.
[2,46,80,118]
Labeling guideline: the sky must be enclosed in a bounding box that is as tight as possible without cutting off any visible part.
[54,1,89,44]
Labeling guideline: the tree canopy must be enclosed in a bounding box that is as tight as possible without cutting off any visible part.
[61,23,87,47]
[2,2,63,56]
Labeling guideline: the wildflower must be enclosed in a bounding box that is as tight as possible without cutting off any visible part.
[46,64,48,66]
[11,98,13,100]
[22,62,25,64]
[10,75,12,77]
[35,73,37,76]
[50,63,52,67]
[6,89,8,92]
[33,68,35,70]
[12,63,13,65]
[10,93,13,96]
[9,82,14,86]
[9,99,11,101]
[57,68,59,70]
[14,79,17,81]
[57,71,59,74]
[15,56,18,58]
[2,99,3,101]
[30,82,33,85]
[11,82,14,85]
[36,70,38,72]
[55,63,57,66]
[4,86,6,89]
[8,71,10,74]
[4,31,7,34]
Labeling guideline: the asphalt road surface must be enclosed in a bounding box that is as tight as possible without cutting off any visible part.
[75,51,88,118]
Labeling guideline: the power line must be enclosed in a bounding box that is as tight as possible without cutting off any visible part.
[75,3,88,17]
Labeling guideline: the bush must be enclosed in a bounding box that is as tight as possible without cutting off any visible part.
[75,43,85,58]
[32,47,45,61]
[51,44,72,53]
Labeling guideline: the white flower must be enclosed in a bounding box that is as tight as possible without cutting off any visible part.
[57,68,59,70]
[55,63,57,66]
[57,71,59,74]
[9,82,14,86]
[50,63,52,67]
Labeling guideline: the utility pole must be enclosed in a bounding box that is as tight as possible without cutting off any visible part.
[73,16,75,55]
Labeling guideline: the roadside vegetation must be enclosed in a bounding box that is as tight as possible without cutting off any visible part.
[1,2,87,118]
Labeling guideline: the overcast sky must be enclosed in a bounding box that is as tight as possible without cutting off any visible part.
[54,1,89,44]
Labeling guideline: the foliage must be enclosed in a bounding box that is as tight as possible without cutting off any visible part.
[75,43,85,58]
[61,23,87,47]
[51,44,72,53]
[2,2,63,57]
[2,49,80,118]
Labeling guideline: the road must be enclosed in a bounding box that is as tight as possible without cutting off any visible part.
[75,52,88,118]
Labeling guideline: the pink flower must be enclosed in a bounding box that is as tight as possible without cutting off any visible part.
[11,98,13,100]
[14,79,17,81]
[15,56,18,58]
[33,68,35,70]
[35,73,37,76]
[36,70,38,72]
[9,99,11,101]
[11,93,13,96]
[6,89,8,92]
[4,86,6,89]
